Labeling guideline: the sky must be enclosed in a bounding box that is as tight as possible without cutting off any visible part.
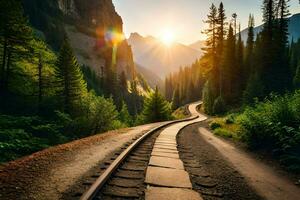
[112,0,300,45]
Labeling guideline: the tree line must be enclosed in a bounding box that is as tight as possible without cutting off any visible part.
[0,0,172,162]
[166,0,300,115]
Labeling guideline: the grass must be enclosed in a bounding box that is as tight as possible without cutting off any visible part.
[209,115,242,140]
[209,91,300,173]
[172,106,189,119]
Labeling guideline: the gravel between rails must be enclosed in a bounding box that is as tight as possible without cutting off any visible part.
[0,123,163,200]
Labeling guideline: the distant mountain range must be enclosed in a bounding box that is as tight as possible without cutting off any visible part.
[240,13,300,43]
[189,40,206,51]
[135,64,164,90]
[127,33,203,78]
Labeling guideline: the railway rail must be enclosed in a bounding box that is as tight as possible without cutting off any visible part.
[80,102,205,200]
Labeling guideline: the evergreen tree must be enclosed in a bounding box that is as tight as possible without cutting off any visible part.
[273,0,292,92]
[141,87,172,123]
[235,24,244,96]
[217,2,227,96]
[222,24,236,103]
[202,4,219,112]
[55,38,87,114]
[172,87,180,110]
[245,14,255,78]
[294,61,300,88]
[202,80,214,115]
[0,0,32,93]
[119,101,132,126]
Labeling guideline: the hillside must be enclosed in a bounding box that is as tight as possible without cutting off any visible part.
[127,32,203,78]
[136,64,164,90]
[21,0,135,82]
[240,13,300,43]
[189,40,206,51]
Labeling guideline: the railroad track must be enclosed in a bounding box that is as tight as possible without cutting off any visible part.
[80,102,206,200]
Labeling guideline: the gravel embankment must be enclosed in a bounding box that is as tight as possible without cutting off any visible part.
[0,123,162,200]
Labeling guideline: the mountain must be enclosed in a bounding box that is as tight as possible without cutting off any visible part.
[127,33,203,78]
[189,40,206,51]
[240,13,300,43]
[21,0,136,83]
[136,64,164,90]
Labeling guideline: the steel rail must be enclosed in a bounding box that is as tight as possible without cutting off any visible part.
[80,108,200,200]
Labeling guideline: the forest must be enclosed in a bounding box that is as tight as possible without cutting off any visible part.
[0,0,172,163]
[166,0,300,171]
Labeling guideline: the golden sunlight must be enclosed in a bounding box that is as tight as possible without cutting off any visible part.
[160,29,175,46]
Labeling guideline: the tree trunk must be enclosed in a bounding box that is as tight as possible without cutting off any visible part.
[1,38,8,91]
[38,56,43,113]
[4,50,11,91]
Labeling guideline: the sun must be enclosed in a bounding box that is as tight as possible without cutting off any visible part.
[160,29,175,46]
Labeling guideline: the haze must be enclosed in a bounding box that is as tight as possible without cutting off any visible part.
[113,0,300,45]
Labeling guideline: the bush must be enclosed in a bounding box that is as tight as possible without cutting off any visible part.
[214,128,235,138]
[210,122,222,130]
[225,115,235,124]
[213,96,226,114]
[238,91,300,172]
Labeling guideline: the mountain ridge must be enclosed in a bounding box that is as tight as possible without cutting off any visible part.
[127,32,203,79]
[240,13,300,43]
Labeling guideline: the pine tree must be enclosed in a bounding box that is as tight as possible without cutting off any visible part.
[202,4,219,112]
[222,24,236,103]
[172,87,180,110]
[0,0,33,93]
[245,14,255,78]
[273,0,292,92]
[235,24,244,96]
[141,87,172,123]
[294,61,300,88]
[260,0,276,94]
[217,2,227,96]
[202,80,214,115]
[55,38,87,114]
[119,101,132,126]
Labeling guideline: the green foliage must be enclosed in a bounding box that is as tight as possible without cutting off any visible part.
[139,87,172,123]
[293,62,300,88]
[0,115,66,163]
[165,59,206,108]
[214,128,236,139]
[202,80,215,115]
[238,91,300,171]
[210,122,222,130]
[213,96,226,114]
[74,92,120,137]
[118,101,133,127]
[55,38,87,114]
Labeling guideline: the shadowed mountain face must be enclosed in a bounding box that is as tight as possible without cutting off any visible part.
[128,33,203,78]
[22,0,135,81]
[240,13,300,43]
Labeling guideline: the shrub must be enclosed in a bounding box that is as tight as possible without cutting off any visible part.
[213,96,226,114]
[210,121,222,130]
[214,128,234,138]
[225,115,235,124]
[238,91,300,172]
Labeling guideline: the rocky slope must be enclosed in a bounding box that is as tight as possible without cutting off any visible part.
[22,0,135,81]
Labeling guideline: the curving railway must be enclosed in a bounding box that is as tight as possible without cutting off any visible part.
[80,102,207,200]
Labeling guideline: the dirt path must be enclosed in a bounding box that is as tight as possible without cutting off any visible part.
[178,123,263,200]
[197,126,300,200]
[0,123,163,200]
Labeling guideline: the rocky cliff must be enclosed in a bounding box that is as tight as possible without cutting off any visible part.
[22,0,135,79]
